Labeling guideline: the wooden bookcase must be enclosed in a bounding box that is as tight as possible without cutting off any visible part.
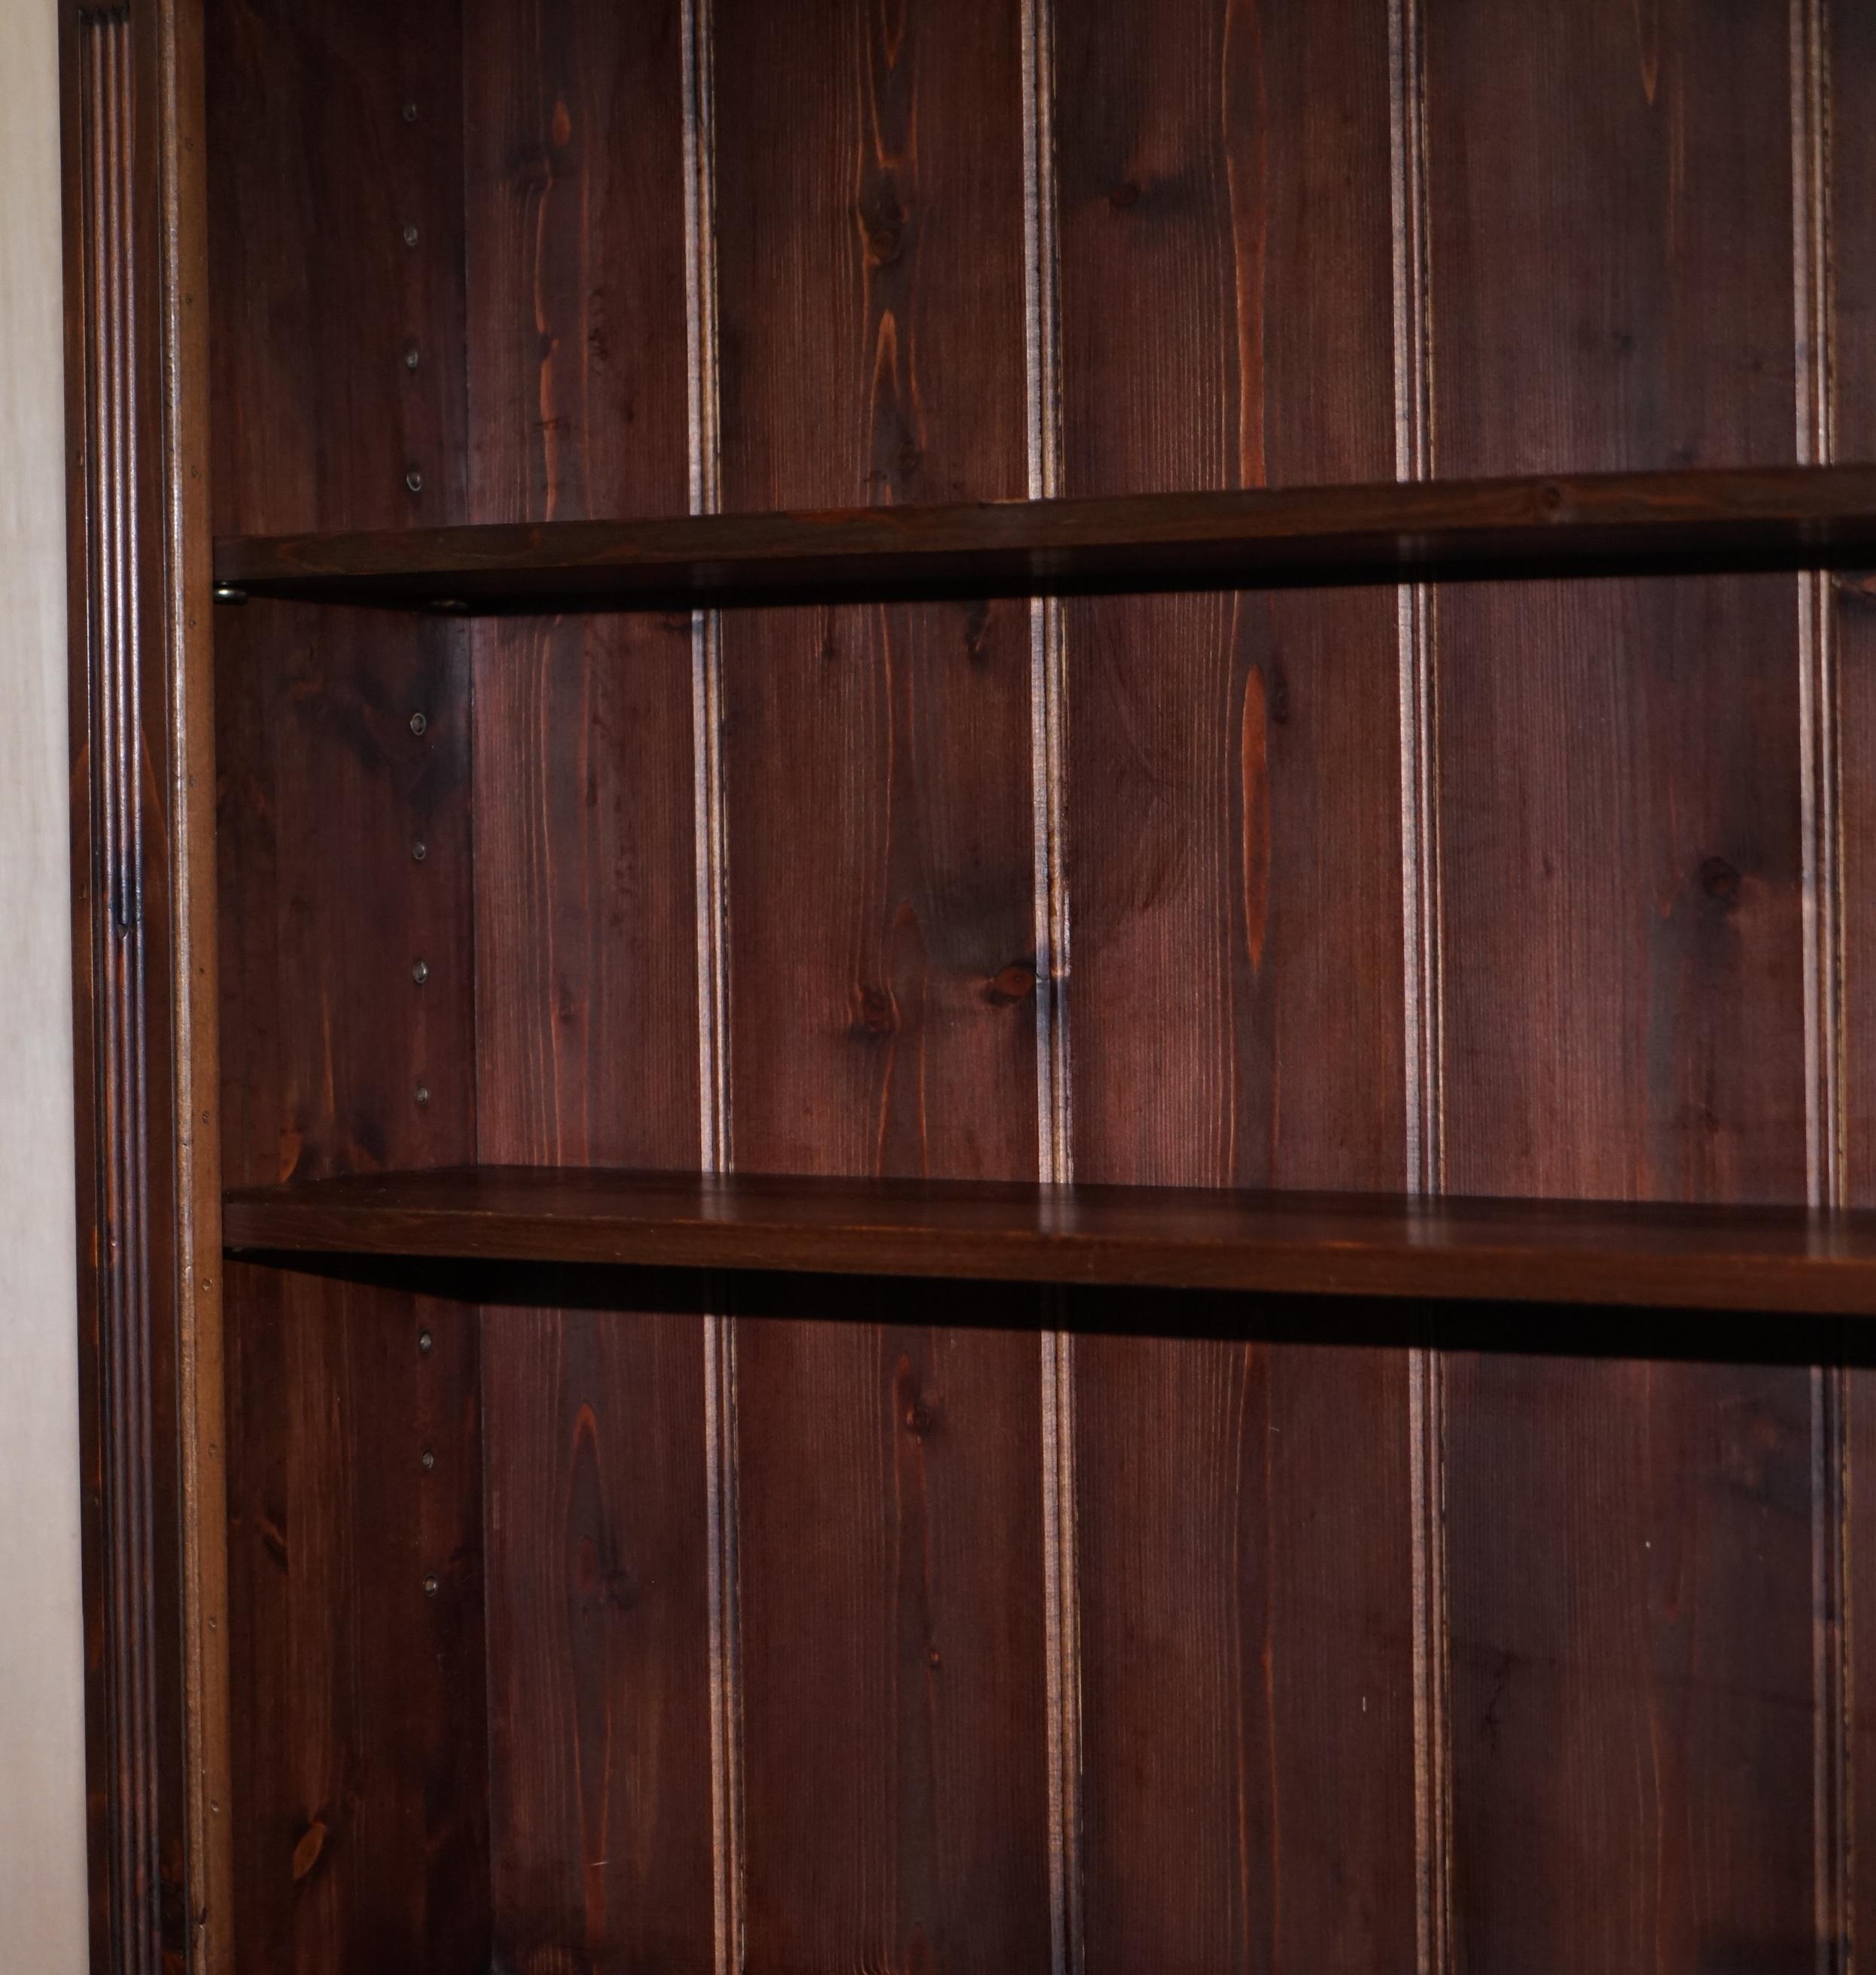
[64,0,1876,1970]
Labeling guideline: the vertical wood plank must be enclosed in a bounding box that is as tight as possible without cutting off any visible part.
[1825,4,1874,1964]
[458,2,720,1967]
[1051,4,1419,1970]
[1427,3,1820,1967]
[710,0,1052,1966]
[1835,14,1876,1219]
[206,4,488,1969]
[1791,2,1850,1961]
[62,8,224,1963]
[215,600,486,1975]
[205,1,468,538]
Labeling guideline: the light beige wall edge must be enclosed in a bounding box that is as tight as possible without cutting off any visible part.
[0,0,91,1967]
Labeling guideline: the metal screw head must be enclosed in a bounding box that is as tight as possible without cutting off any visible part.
[406,467,425,495]
[420,1449,436,1471]
[422,1573,439,1597]
[402,99,419,122]
[418,1329,434,1355]
[412,958,429,984]
[409,711,428,736]
[411,839,428,862]
[415,1084,431,1107]
[403,222,420,247]
[404,342,421,371]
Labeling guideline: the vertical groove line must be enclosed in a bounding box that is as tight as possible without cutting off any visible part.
[684,4,742,1970]
[1391,3,1450,1972]
[84,23,117,1953]
[84,17,157,1970]
[154,0,227,1944]
[148,0,236,1954]
[1389,0,1439,1197]
[1795,0,1841,1215]
[1792,5,1851,1968]
[1025,4,1080,1972]
[86,25,127,1958]
[120,10,155,1962]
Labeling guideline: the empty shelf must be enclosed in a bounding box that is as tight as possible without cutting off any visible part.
[221,1165,1876,1316]
[213,464,1876,613]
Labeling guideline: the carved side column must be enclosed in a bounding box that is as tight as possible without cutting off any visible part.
[61,3,227,1970]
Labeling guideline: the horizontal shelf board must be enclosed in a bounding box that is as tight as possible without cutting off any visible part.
[213,464,1876,612]
[222,1166,1876,1315]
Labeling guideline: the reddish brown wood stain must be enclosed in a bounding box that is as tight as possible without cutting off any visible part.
[711,0,1050,1966]
[1053,3,1416,1970]
[1829,8,1875,1965]
[208,3,491,1969]
[212,464,1876,608]
[1430,1,1817,1967]
[221,1167,1876,1319]
[459,1,719,1967]
[174,1,1876,1969]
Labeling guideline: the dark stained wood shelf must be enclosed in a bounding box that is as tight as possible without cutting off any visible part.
[212,462,1876,613]
[222,1165,1876,1316]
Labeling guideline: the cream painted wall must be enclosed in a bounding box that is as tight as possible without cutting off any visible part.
[0,0,92,1966]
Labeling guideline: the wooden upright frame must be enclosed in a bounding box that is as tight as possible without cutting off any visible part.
[60,1,229,1968]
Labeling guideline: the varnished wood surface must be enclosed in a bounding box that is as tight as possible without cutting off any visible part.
[214,462,1876,610]
[223,1167,1876,1318]
[172,0,1876,1968]
[1834,12,1876,1963]
[709,3,1052,1965]
[1051,3,1418,1966]
[207,5,491,1970]
[1428,3,1820,1967]
[460,0,720,1965]
[61,2,229,1970]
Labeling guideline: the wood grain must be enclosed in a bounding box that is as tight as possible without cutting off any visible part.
[206,2,489,1968]
[709,0,1052,1966]
[205,1,467,537]
[217,1164,1876,1320]
[62,5,216,1967]
[215,462,1876,610]
[1427,2,1819,1966]
[213,593,489,1975]
[1826,2,1874,1961]
[1050,2,1418,1967]
[1838,1,1876,1233]
[458,1,719,1967]
[163,2,1876,1967]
